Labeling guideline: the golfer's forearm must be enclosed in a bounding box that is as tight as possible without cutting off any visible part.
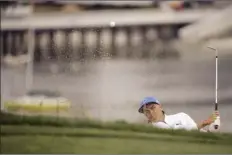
[197,120,208,129]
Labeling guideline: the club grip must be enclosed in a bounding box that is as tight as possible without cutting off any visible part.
[215,103,218,111]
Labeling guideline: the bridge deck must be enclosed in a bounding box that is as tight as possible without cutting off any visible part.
[1,9,216,30]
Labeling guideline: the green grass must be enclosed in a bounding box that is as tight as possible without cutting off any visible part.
[2,125,232,154]
[1,111,232,153]
[2,135,232,154]
[2,111,232,139]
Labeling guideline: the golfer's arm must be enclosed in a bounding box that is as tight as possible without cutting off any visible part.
[178,113,209,131]
[197,120,209,130]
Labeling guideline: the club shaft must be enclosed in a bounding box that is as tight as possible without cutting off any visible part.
[207,46,218,111]
[215,50,218,110]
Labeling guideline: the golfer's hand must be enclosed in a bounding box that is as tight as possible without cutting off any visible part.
[204,111,220,126]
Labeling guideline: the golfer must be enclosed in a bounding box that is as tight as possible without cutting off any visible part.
[138,96,219,132]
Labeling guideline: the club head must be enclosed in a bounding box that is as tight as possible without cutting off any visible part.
[207,46,218,56]
[207,46,217,51]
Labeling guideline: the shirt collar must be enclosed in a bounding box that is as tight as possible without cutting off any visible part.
[164,114,169,123]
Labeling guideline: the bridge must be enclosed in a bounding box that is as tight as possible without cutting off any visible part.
[1,9,216,61]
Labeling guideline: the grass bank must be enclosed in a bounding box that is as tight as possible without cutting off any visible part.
[1,111,232,153]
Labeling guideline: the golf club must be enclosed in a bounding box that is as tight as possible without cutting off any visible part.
[207,46,220,132]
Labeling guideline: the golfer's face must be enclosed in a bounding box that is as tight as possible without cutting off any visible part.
[143,104,159,121]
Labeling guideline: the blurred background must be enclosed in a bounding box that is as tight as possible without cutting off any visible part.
[1,0,232,132]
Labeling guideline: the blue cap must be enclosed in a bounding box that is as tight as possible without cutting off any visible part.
[138,96,160,113]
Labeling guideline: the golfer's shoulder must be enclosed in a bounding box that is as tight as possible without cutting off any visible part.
[176,112,191,117]
[167,112,195,125]
[170,112,192,119]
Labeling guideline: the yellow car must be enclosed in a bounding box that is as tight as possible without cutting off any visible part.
[4,90,71,112]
